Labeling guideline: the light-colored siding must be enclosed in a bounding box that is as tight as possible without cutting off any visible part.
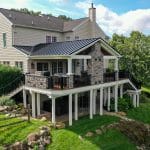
[13,27,63,46]
[0,13,29,73]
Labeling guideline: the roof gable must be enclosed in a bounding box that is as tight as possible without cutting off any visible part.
[14,38,121,57]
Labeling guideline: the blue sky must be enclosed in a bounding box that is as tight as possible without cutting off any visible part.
[0,0,150,35]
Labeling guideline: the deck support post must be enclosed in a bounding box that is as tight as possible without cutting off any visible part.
[93,90,96,115]
[23,89,27,108]
[74,93,78,120]
[114,85,118,112]
[52,97,56,124]
[31,92,36,118]
[100,87,103,115]
[136,93,139,107]
[107,87,111,111]
[120,85,123,98]
[37,93,40,116]
[69,94,73,126]
[90,90,93,119]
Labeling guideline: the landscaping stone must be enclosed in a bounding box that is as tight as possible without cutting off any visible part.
[27,133,39,143]
[85,131,94,137]
[95,129,102,135]
[0,106,7,112]
[117,111,127,116]
[40,117,47,122]
[55,122,65,129]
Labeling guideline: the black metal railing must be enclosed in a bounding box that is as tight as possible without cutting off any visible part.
[103,72,116,82]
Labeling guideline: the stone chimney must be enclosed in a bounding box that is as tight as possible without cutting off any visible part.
[89,3,96,22]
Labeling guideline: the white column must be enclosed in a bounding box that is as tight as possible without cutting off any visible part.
[37,93,40,116]
[115,58,118,71]
[84,59,87,71]
[69,94,72,126]
[23,89,27,108]
[67,58,72,75]
[104,88,107,106]
[90,90,93,119]
[133,94,136,107]
[114,85,118,112]
[93,90,96,115]
[120,85,123,98]
[136,93,139,107]
[74,93,78,121]
[100,87,103,115]
[52,97,56,124]
[107,87,111,111]
[31,92,36,118]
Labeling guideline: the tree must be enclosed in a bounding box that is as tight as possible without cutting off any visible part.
[110,31,150,86]
[58,15,72,21]
[11,8,42,16]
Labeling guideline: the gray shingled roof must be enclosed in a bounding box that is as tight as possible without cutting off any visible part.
[0,8,88,32]
[14,38,100,56]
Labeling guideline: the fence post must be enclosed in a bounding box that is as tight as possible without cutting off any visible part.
[27,104,30,123]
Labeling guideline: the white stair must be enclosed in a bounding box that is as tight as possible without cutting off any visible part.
[7,85,24,98]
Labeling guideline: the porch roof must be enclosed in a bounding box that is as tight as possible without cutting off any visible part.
[14,37,121,57]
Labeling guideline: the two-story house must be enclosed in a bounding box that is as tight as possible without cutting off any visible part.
[0,4,141,125]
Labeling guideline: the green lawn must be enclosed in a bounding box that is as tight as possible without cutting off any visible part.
[48,115,136,150]
[0,114,48,146]
[142,86,150,94]
[127,103,150,124]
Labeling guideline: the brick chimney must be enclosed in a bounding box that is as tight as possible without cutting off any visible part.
[89,3,96,22]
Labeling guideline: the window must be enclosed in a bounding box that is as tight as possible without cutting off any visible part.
[3,33,7,48]
[37,63,48,71]
[75,36,79,40]
[46,36,51,43]
[15,61,23,70]
[66,36,70,41]
[52,61,63,75]
[52,36,57,43]
[3,61,10,66]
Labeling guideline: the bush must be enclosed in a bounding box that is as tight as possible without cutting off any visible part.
[140,92,150,103]
[0,64,23,96]
[0,96,15,106]
[110,94,133,112]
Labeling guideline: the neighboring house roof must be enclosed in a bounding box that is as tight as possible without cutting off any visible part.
[0,8,88,32]
[14,38,121,57]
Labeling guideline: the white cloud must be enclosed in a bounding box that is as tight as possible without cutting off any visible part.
[76,1,150,35]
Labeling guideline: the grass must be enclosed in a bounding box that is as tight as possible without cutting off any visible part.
[142,86,150,94]
[48,115,136,150]
[0,114,48,146]
[127,103,150,124]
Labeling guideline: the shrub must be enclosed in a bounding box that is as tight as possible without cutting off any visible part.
[0,96,15,106]
[140,92,150,103]
[110,95,133,112]
[0,64,23,96]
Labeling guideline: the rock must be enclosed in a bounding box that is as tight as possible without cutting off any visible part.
[117,111,127,116]
[5,113,11,117]
[40,117,47,121]
[39,126,49,131]
[10,142,24,150]
[0,106,7,112]
[85,132,94,137]
[27,133,39,143]
[95,129,102,135]
[55,122,65,129]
